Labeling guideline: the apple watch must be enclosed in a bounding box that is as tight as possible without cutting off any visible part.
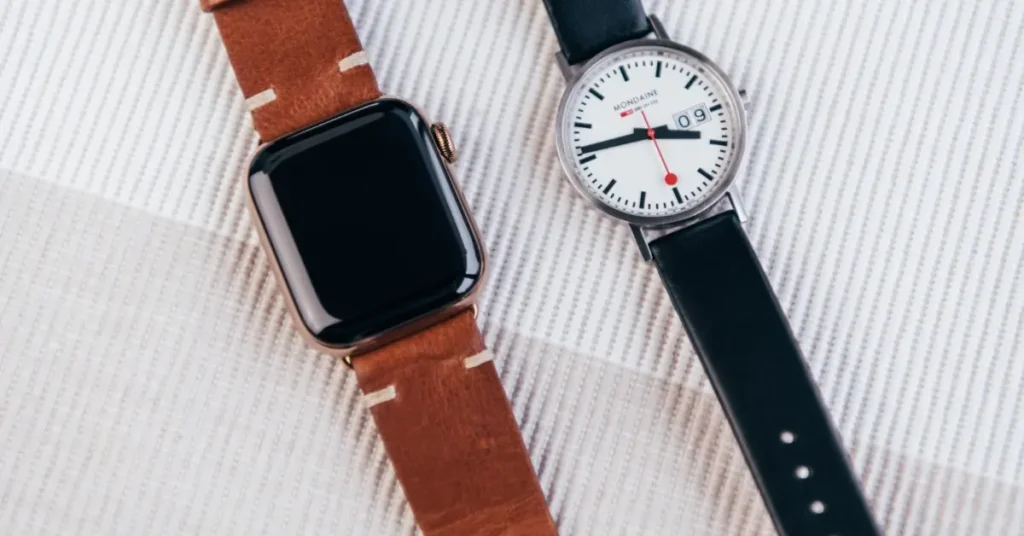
[200,0,556,534]
[542,1,881,534]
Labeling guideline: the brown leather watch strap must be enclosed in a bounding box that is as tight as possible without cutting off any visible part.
[202,0,381,141]
[354,310,557,536]
[205,1,553,532]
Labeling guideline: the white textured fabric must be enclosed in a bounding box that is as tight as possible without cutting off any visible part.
[1,0,1023,534]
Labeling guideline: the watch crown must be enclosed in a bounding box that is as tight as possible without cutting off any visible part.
[738,89,751,112]
[431,123,457,163]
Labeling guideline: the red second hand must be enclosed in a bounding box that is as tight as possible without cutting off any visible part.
[640,110,677,186]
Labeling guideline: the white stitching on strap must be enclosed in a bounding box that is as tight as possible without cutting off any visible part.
[338,50,370,73]
[363,385,397,408]
[463,350,493,369]
[245,88,277,111]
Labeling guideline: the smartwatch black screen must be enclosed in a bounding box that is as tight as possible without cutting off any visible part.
[248,99,483,348]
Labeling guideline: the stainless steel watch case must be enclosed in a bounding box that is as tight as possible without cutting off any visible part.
[552,15,752,261]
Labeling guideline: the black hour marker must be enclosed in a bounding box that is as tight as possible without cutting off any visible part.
[639,191,647,209]
[580,154,597,165]
[672,187,683,204]
[619,66,629,82]
[698,168,714,180]
[602,179,617,194]
[685,75,697,89]
[574,122,593,129]
[655,61,662,78]
[710,139,728,146]
[589,88,604,100]
[709,104,723,112]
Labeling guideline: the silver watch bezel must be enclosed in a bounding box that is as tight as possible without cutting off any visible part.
[554,39,747,228]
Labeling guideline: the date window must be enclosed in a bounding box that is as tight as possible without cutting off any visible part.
[673,103,711,129]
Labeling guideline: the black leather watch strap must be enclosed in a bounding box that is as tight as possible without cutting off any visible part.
[542,0,651,65]
[650,212,880,536]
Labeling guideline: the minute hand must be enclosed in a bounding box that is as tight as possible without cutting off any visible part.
[578,126,700,154]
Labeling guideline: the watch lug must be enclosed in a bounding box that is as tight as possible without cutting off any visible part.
[727,187,748,224]
[555,52,582,82]
[640,190,747,246]
[630,224,654,262]
[649,15,670,39]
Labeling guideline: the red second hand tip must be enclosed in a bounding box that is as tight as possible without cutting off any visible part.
[641,110,677,186]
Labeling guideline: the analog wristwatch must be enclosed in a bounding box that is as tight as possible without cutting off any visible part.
[542,1,881,534]
[200,0,556,534]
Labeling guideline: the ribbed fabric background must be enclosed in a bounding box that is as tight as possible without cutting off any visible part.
[1,0,1022,534]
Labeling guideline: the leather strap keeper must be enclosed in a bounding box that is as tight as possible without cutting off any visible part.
[354,310,557,536]
[204,0,381,141]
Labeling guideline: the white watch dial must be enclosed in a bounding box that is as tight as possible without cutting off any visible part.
[558,45,744,222]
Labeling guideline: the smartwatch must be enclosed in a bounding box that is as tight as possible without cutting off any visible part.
[200,0,556,534]
[541,1,881,534]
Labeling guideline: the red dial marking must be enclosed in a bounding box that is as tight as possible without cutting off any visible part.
[641,110,676,186]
